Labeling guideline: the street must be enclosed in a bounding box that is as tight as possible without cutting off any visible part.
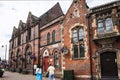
[0,71,60,80]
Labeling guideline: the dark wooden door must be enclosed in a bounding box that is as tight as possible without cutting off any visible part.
[100,52,118,78]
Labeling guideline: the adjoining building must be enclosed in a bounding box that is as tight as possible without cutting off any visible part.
[9,0,120,80]
[88,0,120,79]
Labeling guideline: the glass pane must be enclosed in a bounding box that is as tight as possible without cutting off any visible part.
[79,28,84,40]
[73,38,78,42]
[72,29,78,42]
[52,30,55,42]
[98,20,104,34]
[47,33,50,44]
[73,33,77,37]
[73,45,78,58]
[79,44,85,57]
[105,18,113,32]
[73,29,77,33]
[98,27,104,33]
[54,54,59,68]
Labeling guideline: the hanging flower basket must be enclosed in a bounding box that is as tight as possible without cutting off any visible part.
[20,56,24,61]
[28,52,32,55]
[30,54,36,60]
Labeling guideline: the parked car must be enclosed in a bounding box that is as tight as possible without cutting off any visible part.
[0,68,4,77]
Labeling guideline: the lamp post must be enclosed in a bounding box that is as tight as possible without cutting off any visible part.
[2,44,7,61]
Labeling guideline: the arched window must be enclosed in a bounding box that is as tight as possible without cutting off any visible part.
[47,32,50,44]
[98,19,104,34]
[72,27,85,58]
[105,17,113,32]
[52,30,55,43]
[54,52,59,68]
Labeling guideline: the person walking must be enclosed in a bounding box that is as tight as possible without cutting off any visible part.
[35,65,42,80]
[47,64,55,80]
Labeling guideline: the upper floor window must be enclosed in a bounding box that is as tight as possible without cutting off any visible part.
[98,19,104,34]
[72,27,85,59]
[97,17,113,34]
[47,32,50,44]
[52,30,55,43]
[72,27,84,43]
[105,18,113,32]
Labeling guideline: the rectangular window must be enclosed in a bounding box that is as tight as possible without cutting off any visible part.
[105,18,113,32]
[98,20,104,34]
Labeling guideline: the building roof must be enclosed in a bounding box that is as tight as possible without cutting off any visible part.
[38,2,64,27]
[90,0,120,13]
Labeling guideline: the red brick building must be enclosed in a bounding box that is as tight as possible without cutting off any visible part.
[61,0,90,80]
[9,12,39,74]
[39,3,64,77]
[9,2,64,76]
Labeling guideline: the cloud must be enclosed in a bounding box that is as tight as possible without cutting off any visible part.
[0,1,72,60]
[86,0,117,8]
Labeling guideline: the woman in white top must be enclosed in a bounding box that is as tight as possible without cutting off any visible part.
[35,65,42,80]
[47,64,55,80]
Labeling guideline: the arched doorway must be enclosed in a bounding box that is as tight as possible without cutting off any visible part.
[100,52,118,79]
[43,49,49,72]
[24,44,32,69]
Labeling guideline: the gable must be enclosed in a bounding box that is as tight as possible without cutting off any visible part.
[62,0,89,25]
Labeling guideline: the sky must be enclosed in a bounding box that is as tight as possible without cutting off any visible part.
[0,0,117,60]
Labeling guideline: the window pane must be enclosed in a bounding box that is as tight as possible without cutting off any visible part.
[79,28,84,40]
[54,53,59,68]
[73,38,78,42]
[73,45,78,58]
[72,29,78,42]
[98,20,104,34]
[105,18,113,32]
[98,27,104,33]
[47,33,50,44]
[79,44,85,57]
[52,30,55,42]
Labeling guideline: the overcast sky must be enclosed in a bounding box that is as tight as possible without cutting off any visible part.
[0,0,117,60]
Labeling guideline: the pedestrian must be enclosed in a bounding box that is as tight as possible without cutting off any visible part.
[47,64,55,80]
[35,65,42,80]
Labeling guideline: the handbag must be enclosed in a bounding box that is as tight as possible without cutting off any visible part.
[45,71,49,77]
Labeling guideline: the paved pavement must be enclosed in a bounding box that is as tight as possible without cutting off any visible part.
[0,71,60,80]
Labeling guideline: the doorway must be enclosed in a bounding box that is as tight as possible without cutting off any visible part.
[100,52,118,79]
[44,57,49,72]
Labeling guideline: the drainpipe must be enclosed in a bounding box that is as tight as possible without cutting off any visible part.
[87,14,93,80]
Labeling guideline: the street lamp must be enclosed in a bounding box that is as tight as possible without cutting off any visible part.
[2,44,7,61]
